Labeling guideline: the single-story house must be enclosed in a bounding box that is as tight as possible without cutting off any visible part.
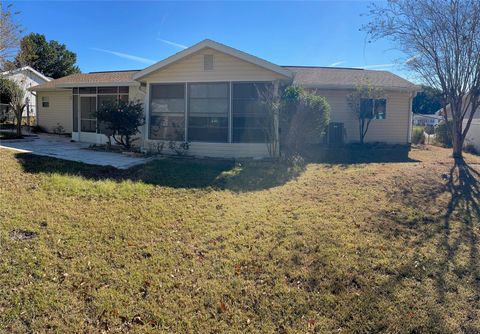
[30,39,419,158]
[412,113,442,126]
[1,66,51,120]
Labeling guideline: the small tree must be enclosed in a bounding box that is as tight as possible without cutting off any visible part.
[0,76,25,137]
[96,100,144,150]
[347,80,385,144]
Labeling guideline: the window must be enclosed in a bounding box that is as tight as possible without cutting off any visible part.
[232,82,271,143]
[188,83,229,142]
[374,99,386,119]
[42,96,49,108]
[149,84,185,141]
[204,54,214,71]
[360,98,387,120]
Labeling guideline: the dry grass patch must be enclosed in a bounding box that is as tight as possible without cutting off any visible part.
[0,146,479,333]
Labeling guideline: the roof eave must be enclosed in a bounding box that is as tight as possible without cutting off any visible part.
[28,81,139,91]
[301,83,421,92]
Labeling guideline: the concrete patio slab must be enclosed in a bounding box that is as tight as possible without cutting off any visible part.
[0,134,148,169]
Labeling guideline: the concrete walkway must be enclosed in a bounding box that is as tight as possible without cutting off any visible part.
[0,134,148,169]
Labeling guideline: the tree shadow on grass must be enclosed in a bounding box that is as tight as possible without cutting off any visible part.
[358,157,480,332]
[14,152,305,192]
[305,144,420,165]
[435,158,480,331]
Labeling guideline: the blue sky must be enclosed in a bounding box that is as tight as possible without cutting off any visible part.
[11,1,415,81]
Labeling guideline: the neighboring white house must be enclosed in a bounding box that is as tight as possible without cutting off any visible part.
[436,97,480,152]
[412,113,442,126]
[1,66,51,118]
[29,39,419,158]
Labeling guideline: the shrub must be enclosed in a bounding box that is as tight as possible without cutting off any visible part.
[279,85,330,155]
[434,121,453,147]
[411,126,425,144]
[96,100,145,150]
[464,144,478,155]
[52,123,65,134]
[30,125,46,133]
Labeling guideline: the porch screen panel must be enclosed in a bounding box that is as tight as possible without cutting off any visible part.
[150,84,185,141]
[188,83,229,142]
[80,96,97,133]
[232,82,271,143]
[97,95,117,134]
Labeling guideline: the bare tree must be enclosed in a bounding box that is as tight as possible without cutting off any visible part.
[364,0,480,158]
[347,79,386,144]
[0,3,21,69]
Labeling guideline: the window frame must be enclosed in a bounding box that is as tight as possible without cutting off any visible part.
[149,83,186,141]
[72,86,130,133]
[232,81,272,143]
[187,82,230,143]
[360,98,387,120]
[41,96,49,108]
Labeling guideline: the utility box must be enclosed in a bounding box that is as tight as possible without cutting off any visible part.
[328,122,345,146]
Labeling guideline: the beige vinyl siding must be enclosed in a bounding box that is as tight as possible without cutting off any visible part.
[312,89,411,144]
[141,48,286,83]
[37,90,72,133]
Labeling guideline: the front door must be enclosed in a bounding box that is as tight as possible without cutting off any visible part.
[79,95,97,142]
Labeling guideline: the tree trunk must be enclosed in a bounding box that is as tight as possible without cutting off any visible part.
[15,110,22,137]
[452,130,463,158]
[451,110,464,158]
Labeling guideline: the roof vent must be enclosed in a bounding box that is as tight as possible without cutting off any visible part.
[204,54,214,71]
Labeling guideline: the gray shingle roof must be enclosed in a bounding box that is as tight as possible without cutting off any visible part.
[283,66,418,90]
[30,67,417,92]
[30,70,140,91]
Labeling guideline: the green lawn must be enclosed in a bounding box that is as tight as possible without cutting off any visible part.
[1,146,479,333]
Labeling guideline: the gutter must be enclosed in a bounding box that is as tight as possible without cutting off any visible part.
[300,84,421,92]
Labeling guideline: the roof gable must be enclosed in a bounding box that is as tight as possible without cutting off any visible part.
[133,39,293,81]
[2,66,51,83]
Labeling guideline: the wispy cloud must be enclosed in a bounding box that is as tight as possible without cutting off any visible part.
[158,39,188,49]
[404,54,420,65]
[91,48,155,65]
[356,63,396,69]
[329,60,347,67]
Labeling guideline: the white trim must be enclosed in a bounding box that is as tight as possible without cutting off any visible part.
[133,39,293,81]
[2,66,51,83]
